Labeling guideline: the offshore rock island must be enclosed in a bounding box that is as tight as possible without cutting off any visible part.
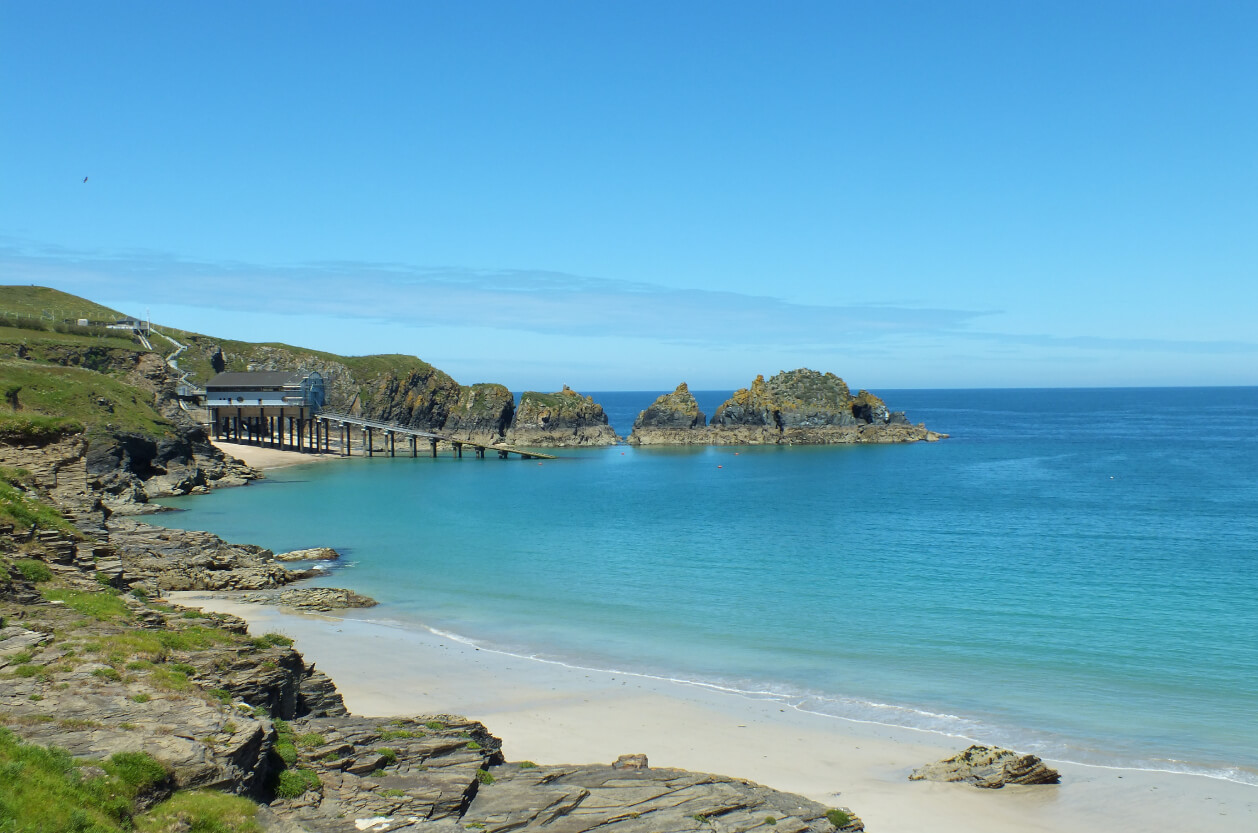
[629,371,947,446]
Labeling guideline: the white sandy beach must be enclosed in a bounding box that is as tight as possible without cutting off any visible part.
[211,440,343,471]
[170,592,1254,833]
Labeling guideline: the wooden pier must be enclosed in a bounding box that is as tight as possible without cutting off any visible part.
[214,408,555,461]
[317,412,555,460]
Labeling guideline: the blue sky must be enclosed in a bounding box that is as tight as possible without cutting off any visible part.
[2,1,1255,390]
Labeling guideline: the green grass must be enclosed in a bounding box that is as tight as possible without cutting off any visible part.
[0,359,173,441]
[0,729,171,833]
[295,733,325,750]
[273,768,320,799]
[14,558,53,583]
[475,768,494,785]
[41,588,131,622]
[0,412,84,443]
[0,286,126,324]
[826,809,852,827]
[0,470,79,534]
[136,789,261,833]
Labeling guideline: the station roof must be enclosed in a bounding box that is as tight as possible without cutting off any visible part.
[205,371,312,389]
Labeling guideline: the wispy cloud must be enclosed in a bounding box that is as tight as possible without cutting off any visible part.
[954,330,1258,355]
[0,241,983,346]
[4,240,1255,359]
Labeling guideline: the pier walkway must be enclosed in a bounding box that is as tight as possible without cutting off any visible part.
[315,411,555,460]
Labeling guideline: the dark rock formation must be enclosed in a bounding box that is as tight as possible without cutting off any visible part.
[506,386,620,447]
[627,383,711,446]
[87,424,255,509]
[909,745,1061,788]
[441,383,516,444]
[359,365,462,432]
[708,369,945,446]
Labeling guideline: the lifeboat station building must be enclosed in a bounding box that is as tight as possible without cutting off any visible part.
[203,371,326,451]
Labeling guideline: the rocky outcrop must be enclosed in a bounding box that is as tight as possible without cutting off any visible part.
[627,383,711,446]
[462,760,865,833]
[275,547,340,562]
[106,518,304,595]
[506,386,620,447]
[708,369,944,446]
[909,745,1061,788]
[266,713,503,830]
[441,383,515,444]
[358,364,462,432]
[88,425,257,510]
[238,587,379,611]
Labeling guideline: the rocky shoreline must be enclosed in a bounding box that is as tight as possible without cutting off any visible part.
[1,429,866,832]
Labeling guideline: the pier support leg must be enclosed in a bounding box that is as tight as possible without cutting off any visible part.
[410,436,416,457]
[430,439,438,458]
[367,427,373,457]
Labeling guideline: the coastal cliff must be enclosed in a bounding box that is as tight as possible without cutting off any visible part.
[629,369,945,446]
[506,386,620,447]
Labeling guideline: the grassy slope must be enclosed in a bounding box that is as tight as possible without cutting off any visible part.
[0,286,126,324]
[0,358,173,440]
[1,285,465,421]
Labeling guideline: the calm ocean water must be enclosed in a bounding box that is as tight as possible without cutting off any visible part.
[154,387,1258,785]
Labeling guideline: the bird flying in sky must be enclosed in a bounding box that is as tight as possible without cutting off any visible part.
[83,176,88,183]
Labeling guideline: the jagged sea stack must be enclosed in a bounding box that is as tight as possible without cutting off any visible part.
[505,386,620,447]
[708,368,944,445]
[627,383,711,445]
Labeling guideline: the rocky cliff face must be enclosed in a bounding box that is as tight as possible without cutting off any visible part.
[506,386,619,447]
[441,383,516,443]
[356,365,462,431]
[627,383,711,446]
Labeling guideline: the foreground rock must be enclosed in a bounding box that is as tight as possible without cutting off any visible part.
[506,386,620,447]
[463,760,864,833]
[909,745,1061,788]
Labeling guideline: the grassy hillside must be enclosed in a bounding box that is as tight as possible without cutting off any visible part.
[0,286,127,324]
[0,359,173,441]
[0,286,475,431]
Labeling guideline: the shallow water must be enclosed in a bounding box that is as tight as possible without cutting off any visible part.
[154,387,1258,784]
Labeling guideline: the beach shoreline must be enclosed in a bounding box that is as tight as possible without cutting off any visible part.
[170,591,1256,833]
[211,439,344,471]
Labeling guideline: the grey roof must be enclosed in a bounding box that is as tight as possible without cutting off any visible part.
[205,371,310,389]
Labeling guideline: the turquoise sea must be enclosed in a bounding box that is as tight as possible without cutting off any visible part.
[154,387,1258,786]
